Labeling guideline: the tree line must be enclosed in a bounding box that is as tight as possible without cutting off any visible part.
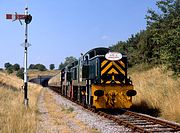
[2,60,80,79]
[1,59,77,79]
[2,62,58,79]
[109,0,180,74]
[2,58,77,77]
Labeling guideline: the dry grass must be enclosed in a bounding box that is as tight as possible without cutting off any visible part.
[130,67,180,123]
[0,71,42,133]
[28,70,60,80]
[48,73,60,86]
[0,71,23,89]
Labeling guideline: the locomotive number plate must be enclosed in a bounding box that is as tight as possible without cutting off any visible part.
[105,52,122,61]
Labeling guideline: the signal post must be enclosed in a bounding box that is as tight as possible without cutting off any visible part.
[6,7,32,107]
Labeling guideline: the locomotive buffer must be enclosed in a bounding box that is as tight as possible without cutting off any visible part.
[6,7,32,107]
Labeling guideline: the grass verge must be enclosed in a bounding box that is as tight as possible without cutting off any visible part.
[0,72,42,133]
[130,67,180,123]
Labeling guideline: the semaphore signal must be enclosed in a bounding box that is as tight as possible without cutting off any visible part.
[6,14,27,20]
[6,7,32,107]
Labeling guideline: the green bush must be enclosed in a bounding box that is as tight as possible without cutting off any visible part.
[16,68,24,79]
[49,64,55,70]
[7,67,13,74]
[13,64,20,71]
[4,62,12,70]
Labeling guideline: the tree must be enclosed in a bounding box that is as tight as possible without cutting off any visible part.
[109,31,148,67]
[38,65,46,71]
[7,66,13,74]
[29,64,35,69]
[34,64,47,71]
[16,68,24,79]
[29,64,47,71]
[4,62,12,70]
[13,63,20,71]
[58,56,77,70]
[49,64,55,70]
[64,56,77,66]
[146,0,180,73]
[58,62,65,70]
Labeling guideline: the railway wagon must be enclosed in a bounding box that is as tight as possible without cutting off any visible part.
[59,47,136,109]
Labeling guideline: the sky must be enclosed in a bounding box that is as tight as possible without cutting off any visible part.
[0,0,158,69]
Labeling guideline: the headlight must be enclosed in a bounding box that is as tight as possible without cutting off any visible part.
[94,90,104,97]
[126,90,137,96]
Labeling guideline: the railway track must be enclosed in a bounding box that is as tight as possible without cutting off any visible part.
[96,110,180,132]
[49,86,180,133]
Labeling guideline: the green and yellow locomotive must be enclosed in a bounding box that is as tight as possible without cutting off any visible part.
[59,47,136,109]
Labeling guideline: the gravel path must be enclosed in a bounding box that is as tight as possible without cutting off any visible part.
[36,89,62,133]
[36,88,99,133]
[50,88,132,133]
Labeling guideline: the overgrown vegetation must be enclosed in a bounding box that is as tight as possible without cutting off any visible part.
[7,66,13,74]
[4,62,21,74]
[29,64,47,71]
[131,67,180,123]
[0,72,42,133]
[110,0,180,75]
[16,68,24,79]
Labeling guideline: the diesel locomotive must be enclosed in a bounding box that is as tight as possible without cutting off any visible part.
[51,47,136,109]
